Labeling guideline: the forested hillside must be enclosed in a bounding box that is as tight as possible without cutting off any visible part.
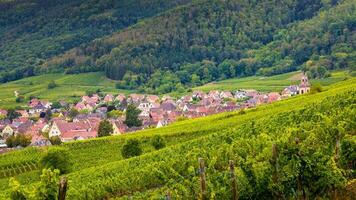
[0,0,192,82]
[40,0,356,93]
[0,78,355,199]
[1,0,355,93]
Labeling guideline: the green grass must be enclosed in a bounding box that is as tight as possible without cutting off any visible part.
[194,71,349,92]
[0,72,133,109]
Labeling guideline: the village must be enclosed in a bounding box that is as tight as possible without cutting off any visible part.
[0,74,310,148]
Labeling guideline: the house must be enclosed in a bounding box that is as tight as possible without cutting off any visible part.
[138,102,153,112]
[48,119,98,142]
[17,110,29,118]
[146,95,160,103]
[180,95,193,103]
[192,91,205,99]
[234,90,247,99]
[208,90,220,100]
[29,103,47,115]
[160,102,176,112]
[129,94,145,104]
[244,90,259,98]
[282,85,299,98]
[0,109,7,117]
[1,125,14,137]
[110,120,128,135]
[220,91,233,99]
[299,73,310,94]
[115,94,126,102]
[104,94,114,103]
[268,92,281,103]
[75,102,94,111]
[162,95,173,101]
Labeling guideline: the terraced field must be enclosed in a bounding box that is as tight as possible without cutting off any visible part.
[0,78,355,199]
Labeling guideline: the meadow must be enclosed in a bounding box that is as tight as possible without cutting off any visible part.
[194,71,350,92]
[0,77,354,199]
[0,72,132,109]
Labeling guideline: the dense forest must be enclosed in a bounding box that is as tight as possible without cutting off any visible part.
[1,0,355,93]
[0,0,192,82]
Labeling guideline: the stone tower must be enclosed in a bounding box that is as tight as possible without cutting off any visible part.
[299,73,310,94]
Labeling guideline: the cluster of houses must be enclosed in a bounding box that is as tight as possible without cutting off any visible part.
[0,74,310,147]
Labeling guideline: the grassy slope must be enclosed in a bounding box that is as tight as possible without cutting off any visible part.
[0,72,133,108]
[194,71,349,92]
[0,77,355,198]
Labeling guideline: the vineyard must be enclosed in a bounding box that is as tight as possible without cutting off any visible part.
[0,78,355,199]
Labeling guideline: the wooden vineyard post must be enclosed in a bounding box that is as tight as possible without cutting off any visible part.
[199,158,207,200]
[165,191,172,200]
[229,160,238,200]
[58,177,68,200]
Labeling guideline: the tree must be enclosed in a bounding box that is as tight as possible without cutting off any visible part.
[6,135,31,148]
[121,139,142,158]
[47,80,57,89]
[98,120,113,137]
[51,101,62,109]
[151,135,166,150]
[40,147,71,174]
[68,108,79,119]
[7,109,21,122]
[15,96,24,103]
[49,136,62,145]
[107,110,123,118]
[124,104,142,127]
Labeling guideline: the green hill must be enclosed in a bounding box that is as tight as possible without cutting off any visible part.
[0,78,355,199]
[40,0,355,94]
[0,0,192,82]
[1,0,355,93]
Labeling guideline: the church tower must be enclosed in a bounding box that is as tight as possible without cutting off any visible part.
[299,72,310,94]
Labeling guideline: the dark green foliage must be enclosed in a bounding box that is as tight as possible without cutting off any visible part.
[98,120,113,137]
[310,84,323,94]
[39,0,353,93]
[47,80,57,89]
[15,96,24,103]
[9,169,60,200]
[121,139,142,158]
[0,0,192,83]
[51,101,62,109]
[151,135,166,150]
[6,135,31,148]
[6,109,21,122]
[124,104,142,127]
[49,136,62,145]
[68,108,79,119]
[40,147,71,174]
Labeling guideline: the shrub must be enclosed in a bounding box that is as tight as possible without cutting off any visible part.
[40,147,71,174]
[47,80,57,89]
[15,96,24,103]
[5,136,16,147]
[121,139,142,158]
[17,134,32,147]
[49,136,62,145]
[310,84,323,94]
[6,135,31,148]
[151,135,166,150]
